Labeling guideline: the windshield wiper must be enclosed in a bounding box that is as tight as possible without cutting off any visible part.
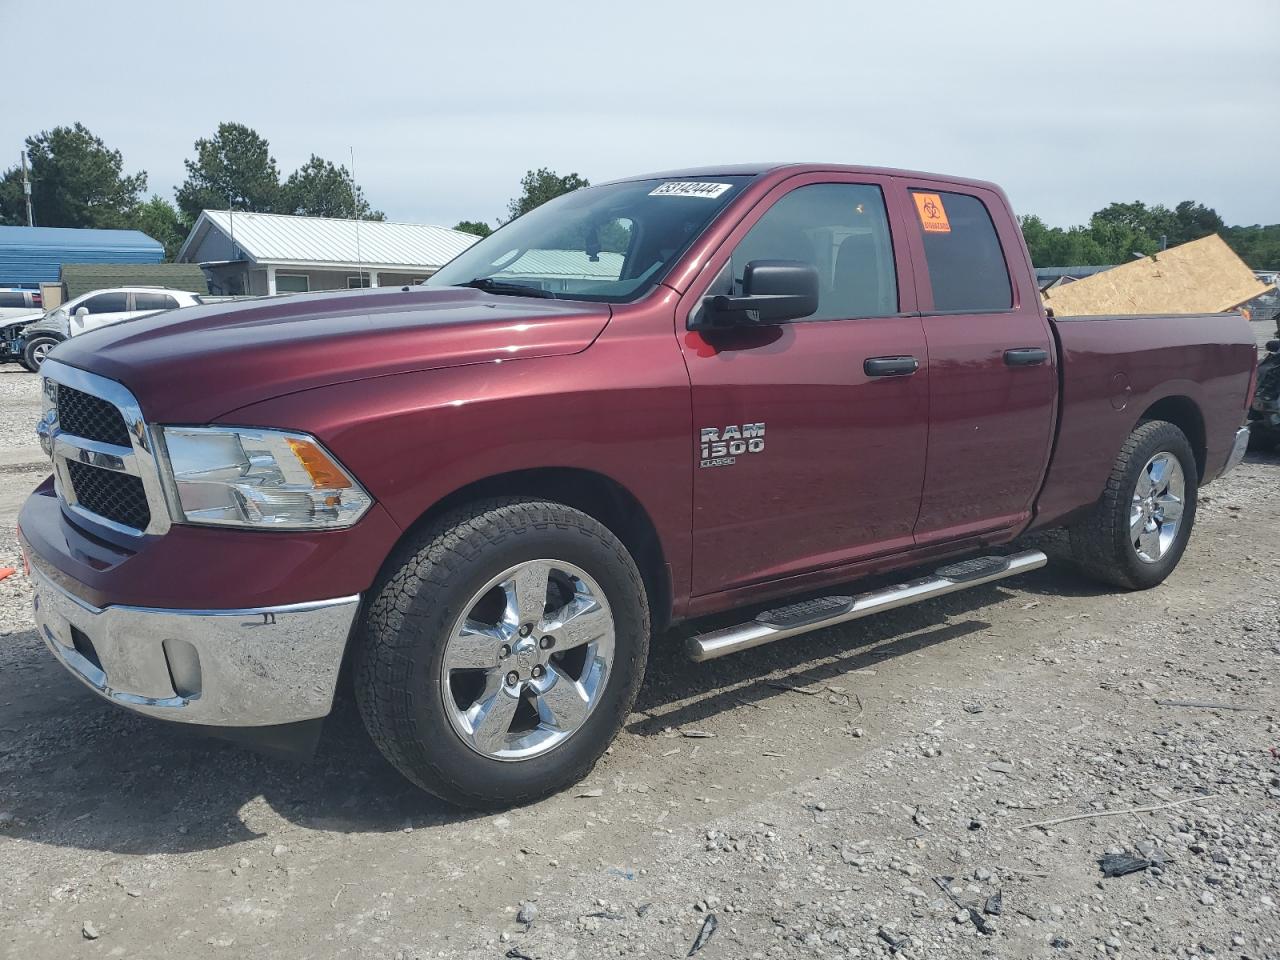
[453,277,557,299]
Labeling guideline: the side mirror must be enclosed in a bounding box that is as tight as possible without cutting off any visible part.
[701,260,819,328]
[74,307,89,318]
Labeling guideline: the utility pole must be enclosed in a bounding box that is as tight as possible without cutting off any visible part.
[20,151,33,227]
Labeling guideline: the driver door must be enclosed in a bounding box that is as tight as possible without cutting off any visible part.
[72,292,131,335]
[679,175,929,596]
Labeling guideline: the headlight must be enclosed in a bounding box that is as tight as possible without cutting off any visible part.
[159,426,372,529]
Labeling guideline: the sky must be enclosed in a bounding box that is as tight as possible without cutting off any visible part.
[5,0,1279,230]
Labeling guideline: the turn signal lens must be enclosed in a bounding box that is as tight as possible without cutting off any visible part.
[286,437,352,489]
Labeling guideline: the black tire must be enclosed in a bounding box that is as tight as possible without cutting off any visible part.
[1246,424,1279,453]
[22,334,61,371]
[354,498,650,808]
[1070,420,1198,590]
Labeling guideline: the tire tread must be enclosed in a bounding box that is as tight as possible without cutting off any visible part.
[354,497,649,808]
[1069,419,1197,590]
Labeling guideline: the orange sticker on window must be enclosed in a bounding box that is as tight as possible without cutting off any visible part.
[913,192,951,233]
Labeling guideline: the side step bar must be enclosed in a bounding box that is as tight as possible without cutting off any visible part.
[686,550,1047,662]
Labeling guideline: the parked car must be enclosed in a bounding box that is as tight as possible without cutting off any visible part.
[20,164,1256,809]
[0,290,45,366]
[0,287,42,321]
[17,287,201,370]
[1249,328,1280,450]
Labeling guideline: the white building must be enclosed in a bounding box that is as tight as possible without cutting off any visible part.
[177,210,480,296]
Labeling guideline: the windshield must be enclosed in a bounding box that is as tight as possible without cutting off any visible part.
[427,177,751,303]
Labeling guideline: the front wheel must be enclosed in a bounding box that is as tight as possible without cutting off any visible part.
[354,498,650,808]
[22,334,62,371]
[1070,419,1198,590]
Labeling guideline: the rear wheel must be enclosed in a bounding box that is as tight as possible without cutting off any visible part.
[1070,420,1198,590]
[354,498,649,808]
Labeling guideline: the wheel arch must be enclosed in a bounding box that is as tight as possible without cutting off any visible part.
[390,467,673,633]
[1136,394,1206,480]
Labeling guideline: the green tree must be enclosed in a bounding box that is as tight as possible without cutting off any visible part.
[1021,197,1276,271]
[1225,224,1280,271]
[1088,199,1226,251]
[1168,201,1225,247]
[1086,216,1160,264]
[279,154,384,220]
[1018,215,1106,267]
[0,167,25,226]
[1090,201,1163,237]
[453,220,493,238]
[507,167,589,221]
[131,195,187,260]
[176,122,280,223]
[0,124,146,228]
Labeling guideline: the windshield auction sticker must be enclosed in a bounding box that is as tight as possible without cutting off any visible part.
[649,182,733,199]
[912,192,951,233]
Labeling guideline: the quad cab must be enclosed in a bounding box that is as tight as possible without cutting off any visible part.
[20,164,1255,807]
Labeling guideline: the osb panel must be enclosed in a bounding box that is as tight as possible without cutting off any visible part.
[1042,234,1274,316]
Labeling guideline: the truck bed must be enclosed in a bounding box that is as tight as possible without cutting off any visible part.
[1032,311,1257,530]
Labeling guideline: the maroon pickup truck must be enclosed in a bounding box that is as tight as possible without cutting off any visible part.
[20,164,1256,808]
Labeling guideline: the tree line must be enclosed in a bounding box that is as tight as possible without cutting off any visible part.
[0,122,383,259]
[1020,201,1279,272]
[3,124,1277,271]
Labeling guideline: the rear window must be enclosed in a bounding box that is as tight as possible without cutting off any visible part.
[911,190,1012,312]
[134,293,179,311]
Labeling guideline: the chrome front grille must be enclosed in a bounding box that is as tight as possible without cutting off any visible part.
[65,460,152,530]
[56,384,133,447]
[39,359,171,538]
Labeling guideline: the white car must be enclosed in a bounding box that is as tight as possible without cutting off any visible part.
[0,288,43,322]
[19,287,203,370]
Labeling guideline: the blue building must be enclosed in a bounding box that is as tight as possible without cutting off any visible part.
[0,226,164,289]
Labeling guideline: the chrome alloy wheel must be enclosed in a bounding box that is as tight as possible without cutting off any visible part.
[440,559,615,761]
[1130,452,1185,563]
[31,341,53,366]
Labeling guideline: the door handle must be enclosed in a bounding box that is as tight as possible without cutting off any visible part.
[1003,347,1048,366]
[864,356,920,377]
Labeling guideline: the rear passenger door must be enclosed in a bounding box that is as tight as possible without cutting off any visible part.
[898,182,1057,545]
[681,174,930,596]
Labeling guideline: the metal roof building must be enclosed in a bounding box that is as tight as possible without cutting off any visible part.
[177,210,480,296]
[0,226,164,288]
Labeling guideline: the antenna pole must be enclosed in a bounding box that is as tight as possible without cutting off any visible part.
[20,150,33,227]
[349,147,364,287]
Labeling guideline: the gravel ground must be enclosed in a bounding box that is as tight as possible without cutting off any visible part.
[0,368,1277,959]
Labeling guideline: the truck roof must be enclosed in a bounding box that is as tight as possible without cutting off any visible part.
[603,163,1004,194]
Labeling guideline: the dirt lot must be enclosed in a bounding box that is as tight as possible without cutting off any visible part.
[0,363,1276,960]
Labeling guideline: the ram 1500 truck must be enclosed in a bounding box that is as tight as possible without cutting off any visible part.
[19,164,1256,808]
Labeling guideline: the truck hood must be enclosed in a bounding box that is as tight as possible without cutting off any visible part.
[53,286,611,422]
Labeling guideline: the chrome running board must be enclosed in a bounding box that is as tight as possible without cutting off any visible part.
[685,550,1048,662]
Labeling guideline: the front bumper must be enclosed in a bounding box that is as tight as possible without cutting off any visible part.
[31,565,359,726]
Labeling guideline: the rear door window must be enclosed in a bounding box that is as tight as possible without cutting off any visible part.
[133,293,177,311]
[910,190,1012,312]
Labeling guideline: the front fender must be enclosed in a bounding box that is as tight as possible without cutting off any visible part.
[221,346,694,609]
